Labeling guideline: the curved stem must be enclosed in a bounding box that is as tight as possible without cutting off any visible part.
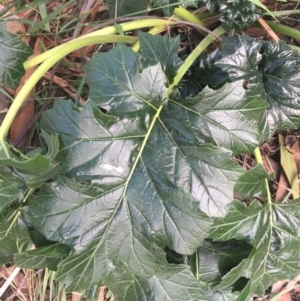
[253,147,272,205]
[165,25,226,97]
[24,19,177,69]
[174,6,207,29]
[0,35,137,156]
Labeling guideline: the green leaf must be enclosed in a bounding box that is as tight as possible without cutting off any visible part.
[203,0,220,12]
[0,209,31,265]
[180,49,229,99]
[103,263,209,301]
[171,81,268,154]
[216,35,262,80]
[34,41,270,296]
[14,243,71,271]
[217,36,300,141]
[0,131,60,188]
[0,181,21,211]
[209,200,300,300]
[139,32,183,81]
[0,20,33,89]
[0,165,24,184]
[85,44,167,116]
[248,0,277,20]
[234,164,273,200]
[204,0,261,31]
[29,174,211,292]
[40,98,244,217]
[190,240,251,286]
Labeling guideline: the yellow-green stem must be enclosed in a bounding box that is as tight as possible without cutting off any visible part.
[24,19,177,69]
[253,147,272,204]
[0,35,137,157]
[174,6,207,29]
[165,25,226,97]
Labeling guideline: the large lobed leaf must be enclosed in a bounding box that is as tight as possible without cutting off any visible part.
[0,13,299,300]
[28,34,269,299]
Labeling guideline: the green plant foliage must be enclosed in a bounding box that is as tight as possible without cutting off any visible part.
[152,0,199,16]
[0,182,21,211]
[209,200,300,301]
[15,243,71,271]
[216,35,300,142]
[0,131,61,189]
[234,164,272,200]
[0,21,33,89]
[179,49,229,98]
[139,32,183,81]
[189,240,252,286]
[27,35,265,298]
[204,0,262,31]
[0,209,31,265]
[2,19,300,301]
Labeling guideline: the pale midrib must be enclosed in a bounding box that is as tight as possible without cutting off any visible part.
[80,105,164,275]
[122,105,163,194]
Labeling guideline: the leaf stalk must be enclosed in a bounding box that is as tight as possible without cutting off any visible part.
[24,19,177,69]
[165,25,226,97]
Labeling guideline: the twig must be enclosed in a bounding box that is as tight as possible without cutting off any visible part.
[0,267,21,298]
[258,17,280,42]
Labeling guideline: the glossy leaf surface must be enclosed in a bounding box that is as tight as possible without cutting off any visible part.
[0,131,60,188]
[234,164,272,200]
[0,21,33,89]
[1,29,299,301]
[139,32,182,81]
[204,0,261,31]
[0,182,20,211]
[179,49,229,98]
[15,243,71,271]
[209,200,300,300]
[32,42,267,297]
[0,209,31,265]
[217,36,300,141]
[192,240,251,286]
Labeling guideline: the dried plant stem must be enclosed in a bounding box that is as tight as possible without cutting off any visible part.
[258,17,280,42]
[0,267,21,298]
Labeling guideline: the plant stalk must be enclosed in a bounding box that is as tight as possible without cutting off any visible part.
[253,147,273,212]
[24,19,177,69]
[174,5,207,30]
[165,25,226,97]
